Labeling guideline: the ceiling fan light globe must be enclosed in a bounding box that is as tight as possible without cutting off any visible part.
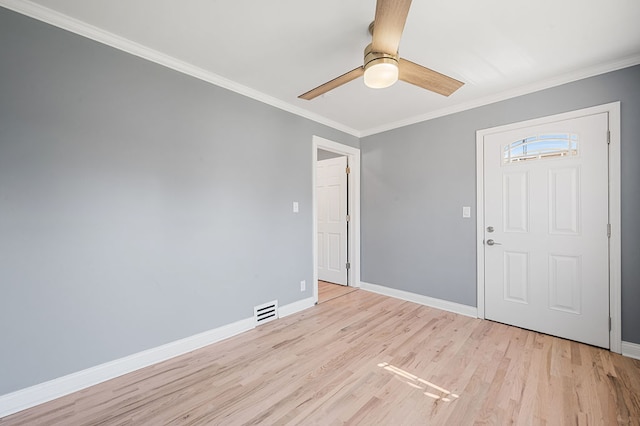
[364,61,399,89]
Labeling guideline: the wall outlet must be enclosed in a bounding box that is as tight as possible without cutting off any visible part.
[300,280,306,291]
[293,201,299,213]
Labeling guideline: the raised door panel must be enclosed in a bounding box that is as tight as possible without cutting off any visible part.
[549,167,581,235]
[503,251,529,304]
[503,172,529,233]
[548,254,582,314]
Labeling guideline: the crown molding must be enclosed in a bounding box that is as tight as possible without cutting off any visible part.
[0,0,362,138]
[360,53,640,137]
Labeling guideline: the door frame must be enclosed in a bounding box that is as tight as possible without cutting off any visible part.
[475,102,621,353]
[312,136,361,303]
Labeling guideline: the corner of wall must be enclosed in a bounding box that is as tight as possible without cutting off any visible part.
[621,341,640,360]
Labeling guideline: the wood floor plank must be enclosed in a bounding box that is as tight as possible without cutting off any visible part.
[318,281,358,304]
[2,289,639,425]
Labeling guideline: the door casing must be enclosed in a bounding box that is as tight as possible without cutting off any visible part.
[312,136,361,303]
[475,102,621,353]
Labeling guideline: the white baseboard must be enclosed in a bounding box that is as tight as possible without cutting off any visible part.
[360,281,478,318]
[621,341,640,360]
[0,295,316,418]
[279,296,315,318]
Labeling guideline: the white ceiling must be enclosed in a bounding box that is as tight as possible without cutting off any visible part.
[5,0,640,136]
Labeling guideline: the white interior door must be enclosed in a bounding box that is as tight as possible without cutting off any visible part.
[317,156,348,285]
[483,112,610,348]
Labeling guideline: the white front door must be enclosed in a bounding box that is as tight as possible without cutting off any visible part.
[317,156,348,285]
[483,112,610,348]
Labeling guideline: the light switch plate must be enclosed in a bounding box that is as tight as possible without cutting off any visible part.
[293,202,299,213]
[463,206,471,218]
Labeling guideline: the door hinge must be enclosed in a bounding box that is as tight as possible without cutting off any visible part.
[346,214,350,222]
[345,166,351,174]
[607,130,611,144]
[607,223,611,238]
[609,317,612,331]
[346,262,351,270]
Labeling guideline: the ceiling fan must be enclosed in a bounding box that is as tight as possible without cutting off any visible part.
[298,0,464,100]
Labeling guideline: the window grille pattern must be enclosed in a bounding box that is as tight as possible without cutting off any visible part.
[504,134,578,164]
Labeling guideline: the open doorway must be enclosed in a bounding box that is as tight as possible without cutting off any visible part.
[312,136,361,304]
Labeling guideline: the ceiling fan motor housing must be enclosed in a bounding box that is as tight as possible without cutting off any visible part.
[364,43,399,69]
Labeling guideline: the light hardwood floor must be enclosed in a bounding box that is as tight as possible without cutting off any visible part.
[318,280,358,304]
[2,289,639,425]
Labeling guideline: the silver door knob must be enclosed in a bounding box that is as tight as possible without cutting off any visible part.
[486,239,501,246]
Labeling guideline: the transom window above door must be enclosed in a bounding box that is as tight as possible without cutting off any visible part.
[503,133,579,164]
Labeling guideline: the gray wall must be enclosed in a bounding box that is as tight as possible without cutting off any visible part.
[317,149,344,161]
[0,8,358,395]
[361,65,640,344]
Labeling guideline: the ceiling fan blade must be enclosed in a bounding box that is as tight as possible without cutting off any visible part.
[371,0,412,54]
[298,66,365,100]
[398,58,464,96]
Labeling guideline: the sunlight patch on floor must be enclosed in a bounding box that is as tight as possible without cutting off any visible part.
[377,362,460,402]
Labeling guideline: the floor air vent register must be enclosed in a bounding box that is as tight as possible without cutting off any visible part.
[254,300,278,326]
